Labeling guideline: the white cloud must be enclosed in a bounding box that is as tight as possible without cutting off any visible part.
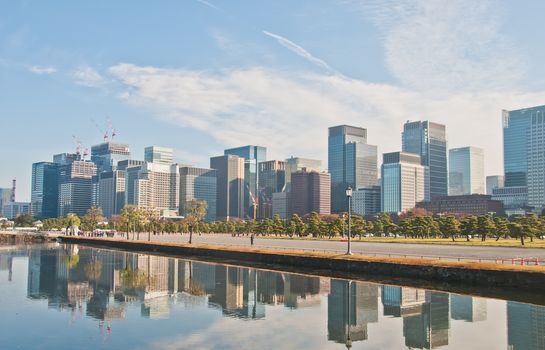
[351,0,522,93]
[73,65,105,87]
[29,65,57,75]
[263,31,337,74]
[105,0,544,176]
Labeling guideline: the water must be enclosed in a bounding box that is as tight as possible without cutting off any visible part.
[0,244,543,350]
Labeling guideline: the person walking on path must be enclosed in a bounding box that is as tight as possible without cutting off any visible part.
[250,233,255,246]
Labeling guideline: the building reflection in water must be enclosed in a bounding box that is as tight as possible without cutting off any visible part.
[16,245,545,349]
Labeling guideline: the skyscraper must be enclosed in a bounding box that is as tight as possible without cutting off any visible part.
[351,186,381,216]
[328,125,378,213]
[258,160,285,219]
[125,162,179,214]
[210,154,244,220]
[290,169,331,216]
[448,146,485,195]
[144,146,174,165]
[284,157,322,191]
[91,142,130,173]
[0,188,14,216]
[402,121,447,199]
[503,105,545,211]
[224,145,267,219]
[58,160,97,217]
[486,175,504,195]
[381,152,429,213]
[179,166,217,222]
[96,170,126,218]
[31,162,59,219]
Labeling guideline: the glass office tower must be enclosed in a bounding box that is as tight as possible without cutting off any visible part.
[402,121,447,199]
[31,162,59,219]
[328,125,378,213]
[503,105,545,211]
[448,147,485,195]
[224,145,266,219]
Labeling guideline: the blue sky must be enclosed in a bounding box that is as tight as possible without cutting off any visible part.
[1,0,545,201]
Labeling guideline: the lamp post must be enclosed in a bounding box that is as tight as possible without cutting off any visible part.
[346,186,353,255]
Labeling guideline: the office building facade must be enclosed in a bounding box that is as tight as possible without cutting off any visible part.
[258,160,285,219]
[224,145,267,219]
[486,175,504,195]
[284,157,322,191]
[381,152,429,213]
[328,125,378,213]
[351,186,381,217]
[402,121,447,198]
[144,146,174,165]
[290,170,331,216]
[125,162,179,214]
[210,154,244,220]
[2,202,31,219]
[416,194,504,215]
[91,142,130,173]
[31,162,59,219]
[58,160,97,217]
[96,170,126,218]
[448,147,485,195]
[0,188,14,217]
[503,105,545,211]
[179,167,217,222]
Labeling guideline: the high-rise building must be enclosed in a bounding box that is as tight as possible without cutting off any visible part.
[451,295,487,322]
[290,169,331,216]
[272,192,288,219]
[125,162,179,214]
[210,154,244,220]
[503,105,545,211]
[486,175,504,195]
[31,162,59,219]
[224,145,267,219]
[351,186,381,217]
[179,167,217,222]
[144,146,173,165]
[258,160,285,219]
[448,147,485,195]
[91,142,130,173]
[96,170,126,218]
[284,157,322,191]
[328,125,378,213]
[507,301,545,350]
[58,160,97,217]
[0,188,14,216]
[402,121,447,199]
[2,202,31,219]
[381,152,429,213]
[492,186,528,216]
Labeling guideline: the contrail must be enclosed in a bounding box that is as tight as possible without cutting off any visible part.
[263,30,336,73]
[196,0,219,10]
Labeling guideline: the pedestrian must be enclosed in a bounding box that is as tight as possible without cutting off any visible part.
[250,233,255,246]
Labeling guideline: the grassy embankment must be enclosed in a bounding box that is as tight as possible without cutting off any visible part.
[259,235,545,248]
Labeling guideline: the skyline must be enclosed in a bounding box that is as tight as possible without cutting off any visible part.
[2,1,545,201]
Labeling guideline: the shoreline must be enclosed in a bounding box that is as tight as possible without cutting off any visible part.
[59,236,545,305]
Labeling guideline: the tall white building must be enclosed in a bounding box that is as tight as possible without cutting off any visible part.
[126,162,179,215]
[448,147,485,195]
[381,152,429,213]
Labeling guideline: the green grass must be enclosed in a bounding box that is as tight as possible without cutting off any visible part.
[259,235,545,248]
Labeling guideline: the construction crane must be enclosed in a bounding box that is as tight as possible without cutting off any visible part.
[107,117,117,141]
[72,135,82,156]
[91,118,109,142]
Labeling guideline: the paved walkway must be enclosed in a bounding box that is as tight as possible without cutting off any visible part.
[127,233,545,263]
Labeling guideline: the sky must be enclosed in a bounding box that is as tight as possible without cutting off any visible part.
[1,0,545,201]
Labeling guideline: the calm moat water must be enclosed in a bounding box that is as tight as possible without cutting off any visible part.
[0,244,544,350]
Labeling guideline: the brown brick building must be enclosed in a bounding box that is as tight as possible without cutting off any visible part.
[416,194,504,215]
[291,169,331,216]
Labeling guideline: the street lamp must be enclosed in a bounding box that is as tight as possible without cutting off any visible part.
[346,186,353,255]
